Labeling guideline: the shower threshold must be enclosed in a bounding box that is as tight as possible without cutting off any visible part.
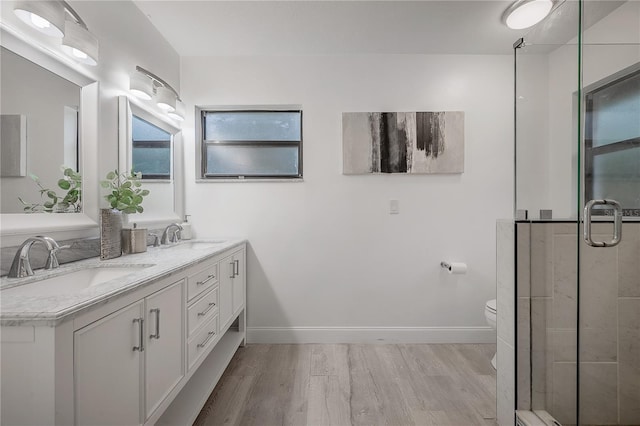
[516,410,562,426]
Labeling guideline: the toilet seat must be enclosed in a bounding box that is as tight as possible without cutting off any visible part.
[485,299,497,313]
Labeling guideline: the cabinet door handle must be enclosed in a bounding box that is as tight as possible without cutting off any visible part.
[197,274,216,286]
[229,261,235,278]
[149,308,160,339]
[234,259,240,277]
[132,318,144,352]
[197,331,215,349]
[197,302,216,317]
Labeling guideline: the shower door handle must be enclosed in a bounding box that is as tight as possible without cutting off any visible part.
[583,199,623,247]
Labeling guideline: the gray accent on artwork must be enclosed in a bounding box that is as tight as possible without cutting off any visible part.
[378,112,408,173]
[369,113,381,173]
[416,112,445,158]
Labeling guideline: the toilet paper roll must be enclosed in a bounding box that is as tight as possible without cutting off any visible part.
[447,262,467,274]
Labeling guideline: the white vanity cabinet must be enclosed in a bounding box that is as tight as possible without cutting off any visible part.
[74,279,185,425]
[219,248,245,331]
[144,282,184,419]
[75,300,145,425]
[0,242,247,426]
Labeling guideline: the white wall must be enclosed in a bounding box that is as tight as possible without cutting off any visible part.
[181,54,513,342]
[515,52,551,216]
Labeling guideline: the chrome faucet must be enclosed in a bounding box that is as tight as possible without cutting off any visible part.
[8,236,68,278]
[161,223,183,245]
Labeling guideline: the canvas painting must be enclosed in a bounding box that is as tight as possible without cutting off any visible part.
[342,111,464,174]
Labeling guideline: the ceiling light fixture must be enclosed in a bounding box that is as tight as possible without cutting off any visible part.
[131,66,182,116]
[502,0,553,30]
[13,1,65,38]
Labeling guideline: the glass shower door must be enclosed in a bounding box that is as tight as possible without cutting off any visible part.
[578,1,640,424]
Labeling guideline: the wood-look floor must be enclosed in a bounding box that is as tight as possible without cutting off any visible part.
[193,344,497,426]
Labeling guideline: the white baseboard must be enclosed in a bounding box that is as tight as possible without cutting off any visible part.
[247,326,496,344]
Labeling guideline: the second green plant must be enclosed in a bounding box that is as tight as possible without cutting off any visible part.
[101,170,150,214]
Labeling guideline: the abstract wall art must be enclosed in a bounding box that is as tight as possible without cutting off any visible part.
[342,111,464,174]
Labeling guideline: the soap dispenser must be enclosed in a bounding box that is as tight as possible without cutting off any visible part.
[180,215,192,240]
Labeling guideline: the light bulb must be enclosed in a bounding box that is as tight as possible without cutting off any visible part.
[72,48,88,59]
[131,89,152,101]
[157,102,175,112]
[30,13,51,29]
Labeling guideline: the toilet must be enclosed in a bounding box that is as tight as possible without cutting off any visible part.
[484,299,497,370]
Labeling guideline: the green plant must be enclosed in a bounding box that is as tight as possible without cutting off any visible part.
[100,169,150,214]
[19,166,82,213]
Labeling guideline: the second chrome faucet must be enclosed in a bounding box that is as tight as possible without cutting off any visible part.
[160,223,183,245]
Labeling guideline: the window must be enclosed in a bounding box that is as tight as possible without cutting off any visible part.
[200,110,302,179]
[132,115,172,180]
[585,68,640,216]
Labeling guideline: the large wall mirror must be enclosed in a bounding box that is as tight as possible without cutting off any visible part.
[0,30,99,246]
[118,96,183,227]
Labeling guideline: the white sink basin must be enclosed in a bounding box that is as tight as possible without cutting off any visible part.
[162,240,226,250]
[2,265,152,297]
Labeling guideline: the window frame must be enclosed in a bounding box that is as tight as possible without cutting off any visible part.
[584,67,640,217]
[197,107,303,180]
[131,115,173,180]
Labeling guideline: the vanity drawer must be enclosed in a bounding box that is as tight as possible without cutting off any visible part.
[187,263,218,301]
[188,287,218,337]
[188,314,219,370]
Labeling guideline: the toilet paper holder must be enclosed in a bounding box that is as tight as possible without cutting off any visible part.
[440,261,467,274]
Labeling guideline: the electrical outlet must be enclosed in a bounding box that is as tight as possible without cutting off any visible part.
[390,199,399,214]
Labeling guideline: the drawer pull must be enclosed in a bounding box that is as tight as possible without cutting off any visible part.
[197,302,216,317]
[132,318,144,352]
[234,259,240,277]
[149,308,160,339]
[197,331,215,348]
[197,274,216,286]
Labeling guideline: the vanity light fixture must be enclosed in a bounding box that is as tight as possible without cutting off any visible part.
[13,1,65,38]
[61,18,98,66]
[502,0,554,30]
[156,86,176,112]
[168,100,185,122]
[131,66,182,116]
[14,1,99,66]
[130,71,154,100]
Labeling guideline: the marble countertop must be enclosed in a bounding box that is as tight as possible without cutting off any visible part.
[0,239,246,327]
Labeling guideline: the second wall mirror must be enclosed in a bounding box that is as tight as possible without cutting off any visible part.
[118,96,183,227]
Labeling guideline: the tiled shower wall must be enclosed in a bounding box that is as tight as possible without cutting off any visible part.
[516,221,640,425]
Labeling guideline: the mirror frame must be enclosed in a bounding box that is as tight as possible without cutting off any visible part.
[118,96,184,228]
[0,28,99,247]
